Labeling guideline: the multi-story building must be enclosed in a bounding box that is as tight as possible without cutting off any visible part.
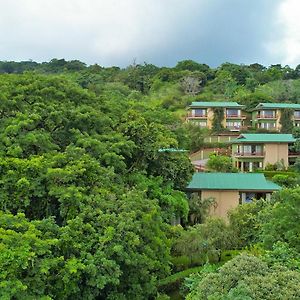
[230,133,296,172]
[186,173,280,219]
[187,102,246,131]
[252,103,300,131]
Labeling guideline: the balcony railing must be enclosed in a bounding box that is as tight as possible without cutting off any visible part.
[226,114,247,119]
[294,115,300,120]
[257,114,277,119]
[234,152,265,157]
[288,151,300,157]
[226,126,241,131]
[187,113,207,119]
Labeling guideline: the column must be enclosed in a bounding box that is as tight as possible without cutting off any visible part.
[241,193,246,204]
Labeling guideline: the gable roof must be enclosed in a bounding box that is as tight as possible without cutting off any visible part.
[189,101,245,108]
[187,173,281,191]
[230,133,296,144]
[253,103,300,110]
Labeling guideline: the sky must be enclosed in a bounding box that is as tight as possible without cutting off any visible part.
[0,0,299,67]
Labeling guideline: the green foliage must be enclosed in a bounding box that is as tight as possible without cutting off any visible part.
[0,72,196,299]
[212,107,225,132]
[263,241,300,270]
[175,123,208,152]
[173,218,232,265]
[3,60,300,298]
[158,265,205,288]
[228,200,269,248]
[185,254,300,300]
[293,157,300,172]
[256,169,298,178]
[280,108,294,133]
[238,91,273,109]
[260,188,300,252]
[188,195,216,225]
[206,153,235,172]
[272,174,299,187]
[0,212,60,299]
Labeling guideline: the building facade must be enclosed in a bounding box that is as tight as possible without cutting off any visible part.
[251,103,300,131]
[230,134,296,171]
[186,173,280,219]
[187,102,246,131]
[186,101,300,132]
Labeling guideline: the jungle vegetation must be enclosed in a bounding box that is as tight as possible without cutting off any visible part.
[1,59,300,299]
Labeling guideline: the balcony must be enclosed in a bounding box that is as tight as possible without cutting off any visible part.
[226,126,242,132]
[186,113,207,119]
[288,151,300,157]
[234,151,265,157]
[226,114,247,119]
[257,114,277,119]
[294,115,300,120]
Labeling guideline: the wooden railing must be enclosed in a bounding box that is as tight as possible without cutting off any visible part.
[226,114,247,119]
[234,152,265,157]
[186,113,207,118]
[257,114,277,119]
[288,152,300,156]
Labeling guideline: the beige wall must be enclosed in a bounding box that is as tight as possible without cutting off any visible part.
[201,190,240,220]
[264,143,289,167]
[207,108,214,129]
[276,110,282,131]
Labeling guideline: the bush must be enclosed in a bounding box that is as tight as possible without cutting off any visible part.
[206,153,236,172]
[185,254,300,300]
[255,170,298,179]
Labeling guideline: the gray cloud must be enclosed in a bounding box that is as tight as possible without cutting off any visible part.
[0,0,284,67]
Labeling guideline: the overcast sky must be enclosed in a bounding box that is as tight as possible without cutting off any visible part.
[0,0,299,67]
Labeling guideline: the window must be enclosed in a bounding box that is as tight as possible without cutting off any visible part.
[226,109,240,117]
[294,111,300,119]
[194,109,207,117]
[259,110,276,118]
[226,121,241,129]
[259,122,276,129]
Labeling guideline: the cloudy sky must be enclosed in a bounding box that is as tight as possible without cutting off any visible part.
[0,0,299,67]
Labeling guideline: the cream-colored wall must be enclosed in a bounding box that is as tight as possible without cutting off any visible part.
[207,108,214,129]
[201,190,240,220]
[264,143,289,167]
[276,110,282,131]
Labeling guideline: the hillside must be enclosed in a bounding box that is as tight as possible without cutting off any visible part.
[0,59,300,299]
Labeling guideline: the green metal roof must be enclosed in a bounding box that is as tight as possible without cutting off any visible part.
[230,134,296,144]
[158,148,187,153]
[187,173,281,191]
[189,101,245,108]
[253,103,300,110]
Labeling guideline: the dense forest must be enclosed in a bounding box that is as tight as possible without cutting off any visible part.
[1,59,300,299]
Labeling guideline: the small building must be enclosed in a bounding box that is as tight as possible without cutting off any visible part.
[187,101,246,131]
[251,103,300,131]
[230,133,296,171]
[186,173,280,219]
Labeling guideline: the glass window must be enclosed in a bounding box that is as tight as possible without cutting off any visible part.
[243,145,251,153]
[260,122,276,129]
[226,109,239,117]
[194,109,206,117]
[226,121,241,128]
[261,110,275,117]
[294,111,300,118]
